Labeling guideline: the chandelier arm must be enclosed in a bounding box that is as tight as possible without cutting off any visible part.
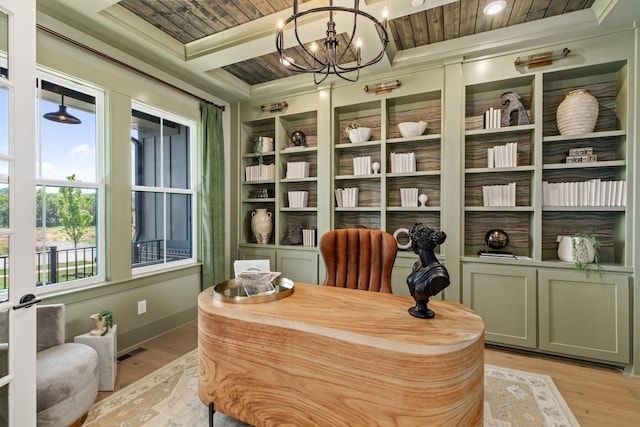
[313,66,331,85]
[275,4,389,82]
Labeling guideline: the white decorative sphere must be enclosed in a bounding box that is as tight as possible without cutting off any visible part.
[418,193,428,207]
[371,161,381,174]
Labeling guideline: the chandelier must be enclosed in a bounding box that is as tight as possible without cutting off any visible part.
[276,0,389,84]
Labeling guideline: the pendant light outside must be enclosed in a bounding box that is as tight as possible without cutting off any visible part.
[43,94,82,124]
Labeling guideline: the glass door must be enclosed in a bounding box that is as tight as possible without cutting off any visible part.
[0,0,38,426]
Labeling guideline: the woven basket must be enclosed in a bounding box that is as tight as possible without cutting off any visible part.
[556,89,599,135]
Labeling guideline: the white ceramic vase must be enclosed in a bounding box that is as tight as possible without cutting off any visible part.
[557,235,595,264]
[348,127,372,143]
[256,136,274,153]
[251,209,273,244]
[556,89,599,135]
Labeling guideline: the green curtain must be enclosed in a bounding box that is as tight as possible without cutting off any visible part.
[200,103,225,288]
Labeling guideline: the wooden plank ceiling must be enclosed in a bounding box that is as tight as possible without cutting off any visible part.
[118,0,595,86]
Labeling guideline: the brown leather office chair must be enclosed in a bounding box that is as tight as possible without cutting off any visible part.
[320,228,398,293]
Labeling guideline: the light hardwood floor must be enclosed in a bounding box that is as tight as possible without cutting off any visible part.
[101,320,640,427]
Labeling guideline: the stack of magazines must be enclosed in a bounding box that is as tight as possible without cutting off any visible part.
[478,250,516,259]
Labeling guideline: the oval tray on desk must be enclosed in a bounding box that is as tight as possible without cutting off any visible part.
[213,277,295,303]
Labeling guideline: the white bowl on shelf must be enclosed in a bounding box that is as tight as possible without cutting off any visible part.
[398,121,427,137]
[347,127,372,143]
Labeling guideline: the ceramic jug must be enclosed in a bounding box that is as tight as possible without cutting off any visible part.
[251,209,273,244]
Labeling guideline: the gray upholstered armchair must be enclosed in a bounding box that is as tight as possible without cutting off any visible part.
[36,304,100,426]
[0,304,100,426]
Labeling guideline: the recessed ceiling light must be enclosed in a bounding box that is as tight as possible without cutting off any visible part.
[411,0,425,7]
[483,0,507,15]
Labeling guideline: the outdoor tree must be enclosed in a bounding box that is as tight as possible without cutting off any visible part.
[58,174,93,248]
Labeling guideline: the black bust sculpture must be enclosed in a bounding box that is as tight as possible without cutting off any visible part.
[406,223,450,319]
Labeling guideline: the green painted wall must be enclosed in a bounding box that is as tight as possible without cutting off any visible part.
[35,27,211,354]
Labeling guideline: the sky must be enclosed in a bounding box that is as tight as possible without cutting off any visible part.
[39,98,97,183]
[0,89,97,184]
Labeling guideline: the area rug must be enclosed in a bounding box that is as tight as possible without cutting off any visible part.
[84,349,580,427]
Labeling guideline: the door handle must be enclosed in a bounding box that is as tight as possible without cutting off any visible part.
[12,294,41,310]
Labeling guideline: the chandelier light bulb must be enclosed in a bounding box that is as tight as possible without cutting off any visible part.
[277,19,284,29]
[382,7,389,19]
[311,41,318,52]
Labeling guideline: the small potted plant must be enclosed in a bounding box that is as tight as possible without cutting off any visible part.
[90,310,114,336]
[557,233,601,276]
[343,121,372,143]
[253,136,274,165]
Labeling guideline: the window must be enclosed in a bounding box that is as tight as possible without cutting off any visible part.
[131,102,196,271]
[35,73,104,291]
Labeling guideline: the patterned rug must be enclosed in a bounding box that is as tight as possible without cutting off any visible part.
[84,349,580,427]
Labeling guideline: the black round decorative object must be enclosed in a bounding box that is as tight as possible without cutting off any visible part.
[290,130,306,146]
[485,229,509,250]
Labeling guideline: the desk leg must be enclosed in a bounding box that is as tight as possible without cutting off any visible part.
[209,401,215,427]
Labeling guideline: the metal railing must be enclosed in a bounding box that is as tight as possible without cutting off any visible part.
[36,245,97,285]
[131,239,192,267]
[0,240,193,288]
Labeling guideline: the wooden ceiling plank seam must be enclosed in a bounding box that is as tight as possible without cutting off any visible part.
[459,0,480,37]
[250,0,285,16]
[198,2,243,31]
[526,0,553,21]
[544,0,571,18]
[490,0,515,30]
[474,1,493,35]
[426,7,446,44]
[565,0,594,13]
[234,1,268,21]
[410,11,430,47]
[166,1,223,42]
[443,1,461,41]
[508,0,535,26]
[388,21,406,51]
[187,2,231,34]
[395,15,417,51]
[223,58,268,86]
[262,53,295,81]
[216,0,253,27]
[119,0,201,44]
[146,0,208,43]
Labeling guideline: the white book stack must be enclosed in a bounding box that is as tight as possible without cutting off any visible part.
[335,187,359,208]
[482,182,516,207]
[353,156,372,175]
[542,179,627,207]
[487,142,517,168]
[245,163,275,182]
[302,228,316,247]
[400,188,419,207]
[389,152,416,173]
[484,107,502,129]
[286,161,310,179]
[288,191,308,208]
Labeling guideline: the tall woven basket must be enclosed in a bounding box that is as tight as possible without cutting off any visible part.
[556,89,599,135]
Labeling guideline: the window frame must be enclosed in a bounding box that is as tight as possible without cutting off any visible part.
[130,100,198,275]
[35,70,105,293]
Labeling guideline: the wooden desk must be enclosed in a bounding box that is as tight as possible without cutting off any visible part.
[198,283,484,426]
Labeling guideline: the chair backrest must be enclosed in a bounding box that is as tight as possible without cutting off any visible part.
[320,228,398,293]
[37,304,65,352]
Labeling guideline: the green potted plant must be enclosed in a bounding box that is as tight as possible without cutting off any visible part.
[253,136,274,165]
[557,233,601,276]
[90,310,114,336]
